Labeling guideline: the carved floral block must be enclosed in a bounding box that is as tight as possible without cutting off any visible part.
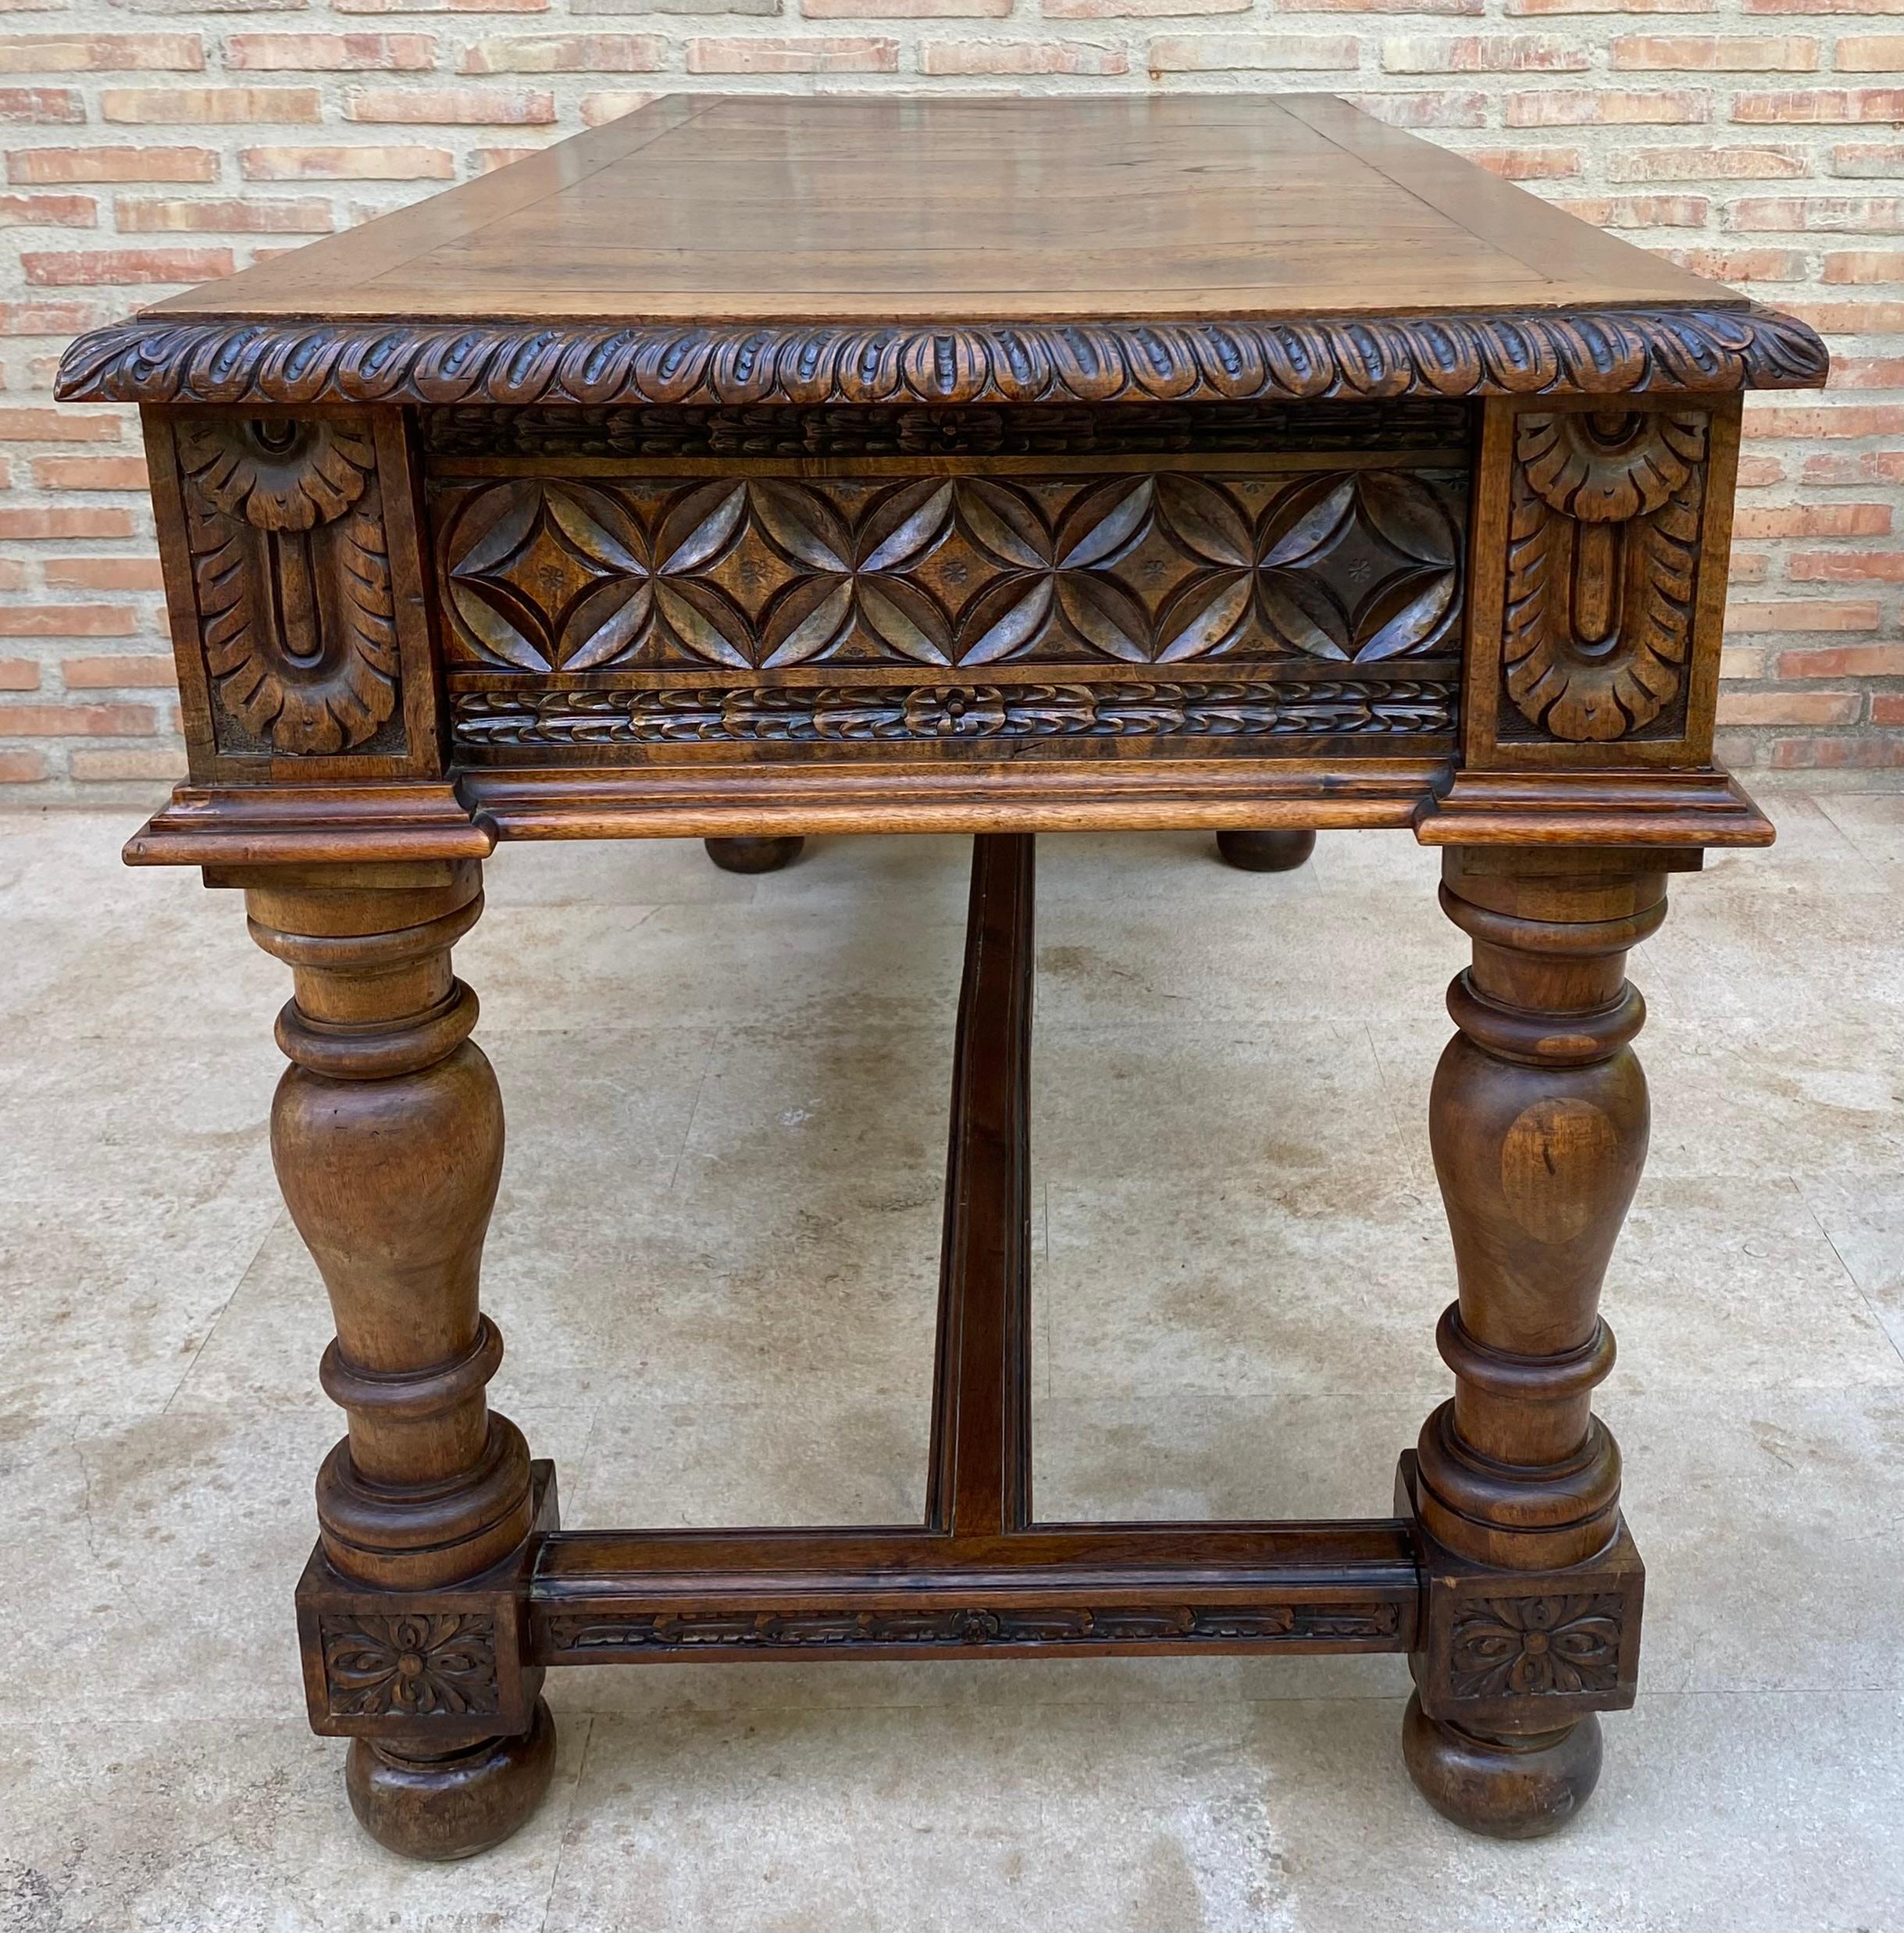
[317,1613,501,1720]
[169,412,404,758]
[1500,408,1710,746]
[432,466,1467,680]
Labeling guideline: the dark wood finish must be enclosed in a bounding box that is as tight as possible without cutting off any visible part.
[70,95,1817,1856]
[703,834,803,873]
[1216,829,1316,872]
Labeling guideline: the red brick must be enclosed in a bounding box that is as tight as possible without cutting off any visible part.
[462,30,664,66]
[32,455,148,492]
[1876,697,1904,725]
[1735,502,1893,537]
[1770,734,1904,769]
[1144,34,1361,71]
[1774,642,1901,677]
[1382,34,1588,70]
[1663,246,1805,280]
[0,701,155,735]
[1799,299,1904,329]
[1507,89,1710,126]
[1789,550,1904,581]
[1470,147,1583,180]
[6,147,218,184]
[1343,91,1491,127]
[1734,87,1904,120]
[69,747,187,783]
[1717,689,1863,726]
[0,89,84,123]
[1822,248,1904,281]
[685,36,900,71]
[806,0,1007,12]
[920,38,1130,72]
[0,33,204,72]
[0,506,134,540]
[1613,33,1818,67]
[335,0,551,10]
[61,651,176,684]
[1802,450,1904,485]
[227,33,437,70]
[241,144,455,181]
[0,658,37,690]
[579,93,661,126]
[1607,144,1808,178]
[0,192,95,226]
[1738,605,1886,638]
[1307,0,1481,10]
[116,197,334,234]
[1748,0,1904,11]
[1513,0,1715,11]
[470,147,543,174]
[101,88,323,125]
[346,84,557,121]
[0,408,120,442]
[0,604,137,639]
[1837,35,1904,66]
[1827,355,1904,386]
[1730,194,1903,229]
[0,751,48,783]
[1830,141,1904,176]
[1558,194,1710,226]
[1735,454,1788,485]
[22,246,234,285]
[1043,0,1248,13]
[44,558,166,592]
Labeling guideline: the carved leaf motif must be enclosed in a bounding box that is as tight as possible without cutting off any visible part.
[178,416,375,533]
[1503,409,1707,741]
[1153,473,1252,567]
[188,427,400,756]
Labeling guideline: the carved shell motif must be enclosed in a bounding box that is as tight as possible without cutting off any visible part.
[178,415,400,755]
[1503,409,1708,744]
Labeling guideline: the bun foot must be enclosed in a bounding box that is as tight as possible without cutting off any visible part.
[345,1698,557,1861]
[1215,829,1316,873]
[1402,1693,1602,1840]
[704,835,805,875]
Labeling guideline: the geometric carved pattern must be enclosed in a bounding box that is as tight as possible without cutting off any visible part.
[1502,409,1708,743]
[435,468,1465,677]
[316,1612,501,1719]
[450,678,1457,749]
[1446,1594,1624,1700]
[177,413,401,756]
[542,1600,1404,1657]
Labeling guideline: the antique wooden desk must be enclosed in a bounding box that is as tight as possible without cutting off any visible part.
[59,95,1827,1860]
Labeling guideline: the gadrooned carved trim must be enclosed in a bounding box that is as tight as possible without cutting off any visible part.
[541,1601,1403,1655]
[450,679,1457,748]
[1503,408,1709,744]
[59,305,1826,409]
[318,1612,501,1719]
[1447,1593,1624,1700]
[178,413,401,755]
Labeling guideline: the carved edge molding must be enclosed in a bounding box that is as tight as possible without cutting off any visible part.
[540,1600,1405,1657]
[59,305,1827,409]
[449,678,1460,748]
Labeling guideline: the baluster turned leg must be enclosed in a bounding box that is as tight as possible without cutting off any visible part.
[1401,847,1673,1838]
[245,860,554,1860]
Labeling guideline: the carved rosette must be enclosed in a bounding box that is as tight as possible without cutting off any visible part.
[176,414,401,756]
[317,1613,501,1720]
[1501,408,1709,744]
[1447,1595,1624,1700]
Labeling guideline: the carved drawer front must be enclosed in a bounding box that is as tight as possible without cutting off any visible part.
[423,403,1472,764]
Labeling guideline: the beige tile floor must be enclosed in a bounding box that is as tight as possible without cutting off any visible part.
[2,794,1902,1931]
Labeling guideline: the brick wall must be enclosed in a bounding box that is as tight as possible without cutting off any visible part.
[3,2,1900,800]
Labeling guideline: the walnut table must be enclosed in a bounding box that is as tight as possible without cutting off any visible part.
[59,94,1828,1859]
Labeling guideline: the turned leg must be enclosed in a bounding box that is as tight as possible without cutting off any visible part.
[1215,828,1315,873]
[704,834,804,873]
[1402,846,1672,1838]
[245,860,554,1860]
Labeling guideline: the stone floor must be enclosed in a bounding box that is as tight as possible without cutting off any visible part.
[2,795,1903,1932]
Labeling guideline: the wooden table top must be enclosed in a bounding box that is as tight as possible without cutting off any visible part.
[141,94,1727,327]
[59,93,1827,411]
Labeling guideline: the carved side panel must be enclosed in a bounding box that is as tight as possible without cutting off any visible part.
[146,407,440,777]
[1464,398,1740,771]
[427,454,1471,762]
